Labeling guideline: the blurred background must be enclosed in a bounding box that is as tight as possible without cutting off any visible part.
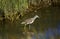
[0,0,60,39]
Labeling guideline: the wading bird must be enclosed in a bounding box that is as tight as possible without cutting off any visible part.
[21,15,39,31]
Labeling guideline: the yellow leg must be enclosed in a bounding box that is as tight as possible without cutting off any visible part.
[24,24,26,32]
[29,25,30,30]
[24,24,27,39]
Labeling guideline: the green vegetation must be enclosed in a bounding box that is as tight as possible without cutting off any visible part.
[0,0,59,22]
[0,0,28,22]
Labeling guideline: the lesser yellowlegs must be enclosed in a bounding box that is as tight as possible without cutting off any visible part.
[21,15,39,31]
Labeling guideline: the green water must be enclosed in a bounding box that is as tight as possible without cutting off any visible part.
[0,6,60,39]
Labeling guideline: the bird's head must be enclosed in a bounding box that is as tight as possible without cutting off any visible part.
[35,15,39,18]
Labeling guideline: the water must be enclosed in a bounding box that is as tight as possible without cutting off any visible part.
[0,6,60,39]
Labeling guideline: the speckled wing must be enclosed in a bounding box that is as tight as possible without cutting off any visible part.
[25,18,34,24]
[21,18,34,25]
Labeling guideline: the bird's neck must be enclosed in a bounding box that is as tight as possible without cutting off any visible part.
[33,16,37,20]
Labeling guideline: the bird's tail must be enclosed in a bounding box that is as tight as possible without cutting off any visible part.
[21,22,25,24]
